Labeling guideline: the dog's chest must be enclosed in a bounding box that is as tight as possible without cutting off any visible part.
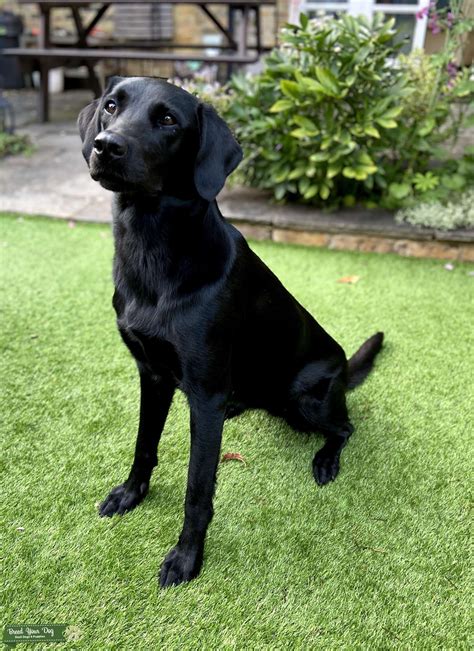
[115,292,183,381]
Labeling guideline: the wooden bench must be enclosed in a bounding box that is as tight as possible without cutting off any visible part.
[1,0,274,121]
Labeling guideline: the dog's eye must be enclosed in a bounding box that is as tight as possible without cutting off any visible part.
[104,100,117,115]
[158,114,177,127]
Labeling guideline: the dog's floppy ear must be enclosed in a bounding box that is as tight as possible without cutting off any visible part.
[77,99,100,163]
[194,103,242,202]
[77,77,124,163]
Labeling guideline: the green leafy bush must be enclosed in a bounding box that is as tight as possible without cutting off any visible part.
[0,132,33,159]
[222,10,474,209]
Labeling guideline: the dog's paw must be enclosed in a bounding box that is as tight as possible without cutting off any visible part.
[159,544,203,588]
[312,452,340,486]
[98,481,148,517]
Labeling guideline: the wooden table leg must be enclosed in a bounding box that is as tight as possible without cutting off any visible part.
[255,6,262,53]
[38,6,50,122]
[226,6,236,79]
[39,61,50,123]
[71,7,102,97]
[237,6,250,57]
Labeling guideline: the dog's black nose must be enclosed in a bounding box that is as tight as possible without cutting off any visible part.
[93,132,127,159]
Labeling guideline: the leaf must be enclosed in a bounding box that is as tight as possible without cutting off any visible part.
[342,167,357,179]
[320,184,330,200]
[310,152,330,162]
[269,99,293,113]
[293,115,319,132]
[275,185,286,200]
[315,67,340,95]
[288,167,306,180]
[326,164,341,179]
[298,76,326,95]
[441,174,465,191]
[221,452,246,465]
[417,118,436,137]
[364,125,380,138]
[413,172,439,192]
[300,12,309,29]
[304,185,319,200]
[273,168,289,183]
[337,275,360,284]
[290,128,315,139]
[299,177,311,194]
[352,166,374,180]
[320,137,332,151]
[357,152,376,167]
[280,79,300,100]
[376,118,397,129]
[383,106,403,119]
[388,182,411,200]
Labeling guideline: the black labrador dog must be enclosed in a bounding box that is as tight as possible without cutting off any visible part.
[78,76,383,588]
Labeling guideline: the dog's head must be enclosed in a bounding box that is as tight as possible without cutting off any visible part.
[78,76,242,201]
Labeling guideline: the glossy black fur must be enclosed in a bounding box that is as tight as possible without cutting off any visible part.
[78,77,384,588]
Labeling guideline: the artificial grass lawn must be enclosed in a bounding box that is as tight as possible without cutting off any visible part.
[1,212,472,650]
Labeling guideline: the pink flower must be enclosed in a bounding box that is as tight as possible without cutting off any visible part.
[428,15,441,34]
[446,61,458,87]
[447,61,458,77]
[416,6,429,19]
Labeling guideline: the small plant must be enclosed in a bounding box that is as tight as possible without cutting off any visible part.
[396,189,474,230]
[168,75,231,114]
[0,132,33,158]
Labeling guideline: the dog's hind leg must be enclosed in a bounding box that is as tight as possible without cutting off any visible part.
[312,421,354,485]
[287,370,354,485]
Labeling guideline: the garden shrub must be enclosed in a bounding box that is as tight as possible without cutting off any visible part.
[396,189,474,231]
[222,8,474,209]
[0,132,33,159]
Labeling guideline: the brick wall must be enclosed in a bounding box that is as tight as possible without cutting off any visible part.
[3,1,283,77]
[3,1,284,49]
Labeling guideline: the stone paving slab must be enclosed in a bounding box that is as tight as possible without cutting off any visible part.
[0,121,112,221]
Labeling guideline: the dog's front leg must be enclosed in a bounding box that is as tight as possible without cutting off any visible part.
[99,367,175,517]
[159,391,227,588]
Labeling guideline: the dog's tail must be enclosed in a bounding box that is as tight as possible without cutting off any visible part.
[347,332,384,389]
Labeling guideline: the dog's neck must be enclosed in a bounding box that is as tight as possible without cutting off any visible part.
[112,192,233,302]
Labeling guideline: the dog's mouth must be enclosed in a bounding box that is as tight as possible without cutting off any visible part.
[90,167,136,192]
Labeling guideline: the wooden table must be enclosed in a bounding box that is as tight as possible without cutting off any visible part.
[2,0,274,121]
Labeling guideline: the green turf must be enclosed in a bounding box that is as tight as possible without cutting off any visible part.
[1,213,473,650]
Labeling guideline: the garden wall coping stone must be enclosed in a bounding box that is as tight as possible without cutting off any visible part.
[218,187,474,245]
